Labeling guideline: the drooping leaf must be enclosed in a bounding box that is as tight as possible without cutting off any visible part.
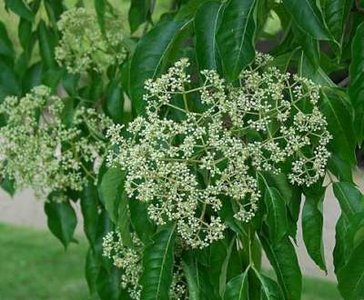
[129,197,156,243]
[0,22,14,59]
[81,182,100,245]
[44,0,65,27]
[140,226,176,300]
[260,234,302,300]
[333,182,364,218]
[0,173,16,196]
[105,79,124,124]
[337,240,364,300]
[86,248,101,294]
[194,1,223,70]
[99,167,132,246]
[5,0,34,22]
[129,0,152,33]
[22,62,42,93]
[216,0,256,81]
[302,184,327,271]
[253,270,284,300]
[0,57,21,97]
[94,0,106,32]
[99,167,124,222]
[198,238,230,298]
[328,154,354,183]
[333,212,364,278]
[38,20,57,69]
[263,186,288,243]
[182,252,201,300]
[282,0,331,40]
[44,194,77,248]
[129,18,189,114]
[321,88,356,167]
[348,21,364,143]
[324,0,353,44]
[223,270,249,300]
[333,214,349,273]
[299,51,335,87]
[96,266,122,300]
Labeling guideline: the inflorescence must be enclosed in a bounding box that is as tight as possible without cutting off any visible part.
[106,53,331,250]
[0,86,112,198]
[55,7,127,74]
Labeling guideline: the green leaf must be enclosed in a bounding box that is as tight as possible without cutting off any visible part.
[282,0,331,40]
[44,0,65,27]
[140,226,176,300]
[194,1,223,71]
[324,0,353,44]
[94,0,106,32]
[129,19,189,114]
[44,194,77,248]
[18,18,32,50]
[0,22,14,59]
[299,51,335,87]
[128,0,152,33]
[5,0,34,22]
[216,0,256,81]
[0,173,16,196]
[253,270,284,300]
[302,185,327,271]
[321,88,356,166]
[99,167,132,246]
[96,266,122,300]
[0,57,20,99]
[81,182,99,245]
[223,271,249,300]
[328,154,354,183]
[38,20,57,69]
[263,186,288,243]
[349,21,364,143]
[260,234,302,300]
[337,240,364,300]
[105,79,124,124]
[85,248,101,294]
[99,168,123,222]
[198,238,230,298]
[129,197,156,243]
[333,214,349,273]
[22,62,42,93]
[333,182,364,218]
[182,253,201,300]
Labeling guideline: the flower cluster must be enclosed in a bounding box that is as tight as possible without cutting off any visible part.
[102,231,187,300]
[0,86,112,198]
[55,7,127,74]
[106,54,331,249]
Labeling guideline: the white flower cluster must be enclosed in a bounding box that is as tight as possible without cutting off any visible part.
[102,231,187,300]
[55,7,127,74]
[106,54,331,249]
[0,86,112,198]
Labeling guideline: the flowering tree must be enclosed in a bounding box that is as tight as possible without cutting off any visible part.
[0,0,363,299]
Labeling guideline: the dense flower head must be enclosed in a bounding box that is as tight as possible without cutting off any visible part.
[55,7,127,74]
[0,86,112,198]
[106,53,331,249]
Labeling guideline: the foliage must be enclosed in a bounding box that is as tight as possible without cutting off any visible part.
[0,0,364,299]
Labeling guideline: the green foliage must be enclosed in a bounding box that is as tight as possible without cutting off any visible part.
[1,0,364,299]
[216,0,256,81]
[140,226,176,300]
[44,193,77,249]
